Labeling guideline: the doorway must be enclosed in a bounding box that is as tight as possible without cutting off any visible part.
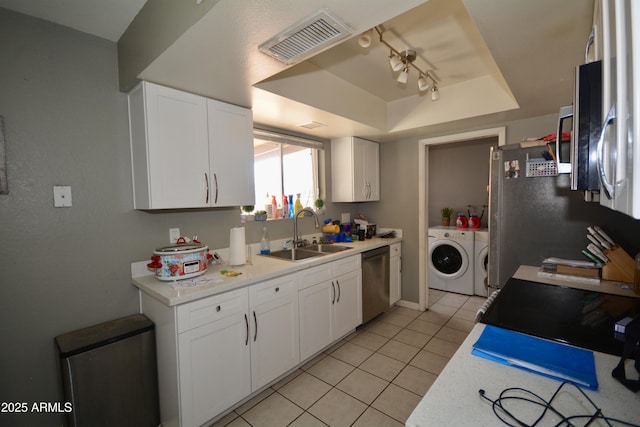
[417,128,505,311]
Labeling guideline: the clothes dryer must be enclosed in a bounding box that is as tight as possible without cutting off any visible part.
[474,229,489,296]
[428,226,474,295]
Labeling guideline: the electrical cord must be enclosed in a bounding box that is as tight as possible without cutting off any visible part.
[478,381,639,427]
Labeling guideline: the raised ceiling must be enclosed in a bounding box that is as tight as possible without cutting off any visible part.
[0,0,595,142]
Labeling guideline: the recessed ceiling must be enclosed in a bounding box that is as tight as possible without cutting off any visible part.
[0,0,594,142]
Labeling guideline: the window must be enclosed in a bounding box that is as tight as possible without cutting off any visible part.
[253,129,323,216]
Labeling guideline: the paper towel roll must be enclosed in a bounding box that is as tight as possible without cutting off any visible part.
[229,227,246,266]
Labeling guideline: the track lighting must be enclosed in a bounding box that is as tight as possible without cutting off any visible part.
[417,75,430,92]
[358,26,440,100]
[431,85,440,101]
[397,67,409,84]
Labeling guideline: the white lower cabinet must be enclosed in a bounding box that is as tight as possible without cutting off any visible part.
[389,242,402,305]
[142,273,300,427]
[298,255,362,361]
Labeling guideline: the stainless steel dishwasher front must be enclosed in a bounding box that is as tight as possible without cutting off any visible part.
[361,245,390,323]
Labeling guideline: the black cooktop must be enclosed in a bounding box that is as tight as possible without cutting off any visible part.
[479,278,640,357]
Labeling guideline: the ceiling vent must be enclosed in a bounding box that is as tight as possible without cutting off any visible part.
[259,9,353,65]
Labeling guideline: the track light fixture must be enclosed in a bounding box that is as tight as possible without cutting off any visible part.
[358,26,439,99]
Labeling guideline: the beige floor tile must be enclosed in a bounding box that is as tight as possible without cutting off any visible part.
[409,349,450,375]
[462,296,487,311]
[453,308,478,322]
[224,416,251,427]
[378,339,421,363]
[349,330,389,351]
[390,306,423,319]
[288,412,328,427]
[270,369,302,390]
[435,326,469,344]
[446,315,475,332]
[365,320,402,338]
[330,341,373,366]
[428,289,446,306]
[306,355,355,386]
[423,336,460,358]
[352,407,404,427]
[359,352,406,381]
[242,392,303,427]
[336,368,389,404]
[437,292,469,309]
[300,353,326,371]
[209,411,240,426]
[308,388,367,427]
[323,339,347,355]
[393,364,438,396]
[393,328,432,348]
[425,303,458,319]
[371,383,422,423]
[277,372,331,409]
[234,388,274,414]
[380,311,414,327]
[406,318,442,335]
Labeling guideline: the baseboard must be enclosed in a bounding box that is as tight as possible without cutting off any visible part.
[394,299,421,311]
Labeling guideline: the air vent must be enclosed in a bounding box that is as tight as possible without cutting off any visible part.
[298,121,327,130]
[259,10,352,65]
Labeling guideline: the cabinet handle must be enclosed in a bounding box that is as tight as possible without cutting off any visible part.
[275,287,280,292]
[244,313,249,346]
[253,311,257,342]
[204,173,210,204]
[584,27,594,63]
[336,280,341,303]
[213,173,219,204]
[596,104,617,200]
[331,282,335,304]
[216,305,221,312]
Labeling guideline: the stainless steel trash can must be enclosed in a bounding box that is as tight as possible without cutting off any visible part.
[55,314,160,427]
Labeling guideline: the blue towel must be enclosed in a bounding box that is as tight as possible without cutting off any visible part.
[472,325,598,390]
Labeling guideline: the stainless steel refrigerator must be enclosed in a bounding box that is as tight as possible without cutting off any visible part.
[487,144,640,289]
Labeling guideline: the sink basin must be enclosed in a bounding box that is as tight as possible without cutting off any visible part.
[301,244,353,253]
[262,248,326,261]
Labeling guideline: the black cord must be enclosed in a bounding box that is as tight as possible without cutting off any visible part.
[478,381,639,427]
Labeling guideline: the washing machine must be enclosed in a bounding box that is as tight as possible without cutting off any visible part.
[474,229,489,296]
[428,226,475,295]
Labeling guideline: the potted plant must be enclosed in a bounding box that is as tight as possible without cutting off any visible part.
[254,210,268,221]
[241,205,255,222]
[441,207,454,226]
[314,198,325,214]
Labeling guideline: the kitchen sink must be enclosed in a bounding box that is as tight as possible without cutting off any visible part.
[300,244,352,253]
[262,248,325,261]
[261,244,352,261]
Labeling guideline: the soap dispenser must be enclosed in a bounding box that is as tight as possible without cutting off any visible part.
[260,227,270,255]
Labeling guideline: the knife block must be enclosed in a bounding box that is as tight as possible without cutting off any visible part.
[602,246,635,284]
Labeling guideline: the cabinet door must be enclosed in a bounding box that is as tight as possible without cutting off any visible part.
[352,138,368,201]
[178,310,250,427]
[364,141,380,201]
[333,270,362,339]
[249,275,300,390]
[389,244,402,306]
[140,82,209,209]
[298,281,334,361]
[207,99,255,207]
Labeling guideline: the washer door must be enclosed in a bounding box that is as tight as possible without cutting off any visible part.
[479,246,488,275]
[429,239,469,279]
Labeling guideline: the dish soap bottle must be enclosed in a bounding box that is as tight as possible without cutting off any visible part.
[282,195,289,219]
[271,195,279,219]
[260,227,270,255]
[288,195,294,218]
[294,193,303,215]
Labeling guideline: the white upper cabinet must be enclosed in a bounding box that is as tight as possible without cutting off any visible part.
[597,0,640,218]
[331,137,380,202]
[128,81,255,209]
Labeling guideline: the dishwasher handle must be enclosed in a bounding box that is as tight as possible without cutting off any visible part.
[362,245,390,260]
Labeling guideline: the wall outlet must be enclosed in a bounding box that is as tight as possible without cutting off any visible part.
[169,228,180,243]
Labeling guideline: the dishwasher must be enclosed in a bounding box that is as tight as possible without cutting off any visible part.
[362,245,390,323]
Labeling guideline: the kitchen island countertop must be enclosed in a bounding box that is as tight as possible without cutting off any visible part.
[131,235,401,307]
[406,322,640,426]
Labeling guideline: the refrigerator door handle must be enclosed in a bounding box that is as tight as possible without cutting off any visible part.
[556,105,573,174]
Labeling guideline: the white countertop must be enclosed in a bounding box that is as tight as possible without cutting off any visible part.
[131,235,401,306]
[406,323,640,426]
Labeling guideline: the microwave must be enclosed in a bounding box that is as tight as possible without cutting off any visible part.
[556,60,602,191]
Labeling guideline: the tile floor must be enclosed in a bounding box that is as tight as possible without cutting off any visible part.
[211,290,486,427]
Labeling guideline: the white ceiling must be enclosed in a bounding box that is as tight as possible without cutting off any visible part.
[0,0,595,142]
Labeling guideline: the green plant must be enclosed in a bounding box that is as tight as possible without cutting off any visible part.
[314,198,324,209]
[241,205,254,213]
[441,207,454,218]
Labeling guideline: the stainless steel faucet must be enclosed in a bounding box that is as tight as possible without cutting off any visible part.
[294,208,320,247]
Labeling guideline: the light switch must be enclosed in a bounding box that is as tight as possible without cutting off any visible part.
[53,185,72,207]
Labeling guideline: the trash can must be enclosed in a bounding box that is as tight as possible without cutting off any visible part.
[55,314,160,427]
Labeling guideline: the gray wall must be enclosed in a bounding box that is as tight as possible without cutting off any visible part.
[0,10,348,426]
